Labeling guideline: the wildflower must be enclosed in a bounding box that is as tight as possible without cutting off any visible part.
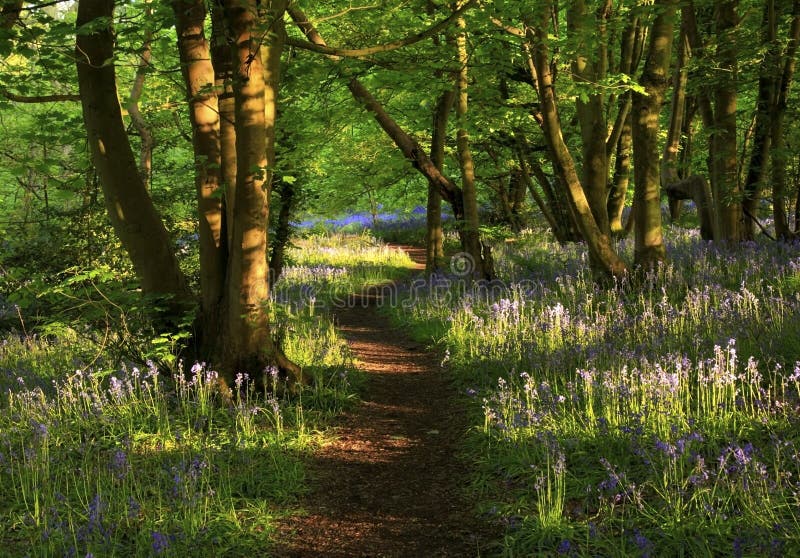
[110,449,129,479]
[151,531,170,554]
[557,539,572,554]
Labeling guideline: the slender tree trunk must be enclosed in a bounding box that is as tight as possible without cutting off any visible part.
[211,2,238,252]
[712,1,743,242]
[127,3,154,189]
[270,179,295,282]
[568,0,612,235]
[527,8,627,279]
[426,88,455,272]
[173,0,227,330]
[222,0,302,386]
[455,16,491,279]
[742,1,777,240]
[772,0,800,240]
[76,0,191,309]
[662,16,690,222]
[632,0,676,267]
[609,107,633,234]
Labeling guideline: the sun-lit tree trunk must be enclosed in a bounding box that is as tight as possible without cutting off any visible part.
[222,0,302,386]
[76,0,191,309]
[568,0,612,235]
[426,88,455,272]
[211,2,238,252]
[526,4,628,279]
[712,1,743,242]
[632,0,676,267]
[661,15,690,222]
[608,18,643,234]
[455,16,492,280]
[173,0,226,332]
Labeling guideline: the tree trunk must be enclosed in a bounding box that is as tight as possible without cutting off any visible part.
[127,3,154,189]
[662,15,690,222]
[527,6,628,280]
[742,0,777,240]
[608,106,632,234]
[568,0,612,235]
[173,0,227,329]
[211,2,238,252]
[76,0,191,310]
[712,1,743,242]
[772,0,800,240]
[270,179,295,282]
[632,0,676,268]
[426,88,455,272]
[222,0,302,387]
[455,16,492,280]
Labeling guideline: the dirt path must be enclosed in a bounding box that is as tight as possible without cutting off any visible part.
[273,247,494,557]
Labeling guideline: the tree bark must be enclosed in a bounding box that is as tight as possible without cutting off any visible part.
[211,1,238,252]
[527,5,628,279]
[221,0,302,387]
[76,0,191,309]
[712,1,743,242]
[455,16,491,280]
[661,15,690,222]
[632,0,676,268]
[426,88,455,272]
[173,0,227,328]
[771,0,800,240]
[742,0,777,240]
[270,179,295,282]
[568,0,612,235]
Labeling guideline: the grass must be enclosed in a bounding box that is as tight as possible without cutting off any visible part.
[391,225,800,556]
[0,232,416,557]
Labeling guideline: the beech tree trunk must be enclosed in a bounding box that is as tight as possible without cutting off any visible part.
[712,1,743,242]
[527,5,628,280]
[568,0,612,235]
[211,2,238,252]
[173,0,226,327]
[455,16,492,280]
[771,0,800,240]
[632,0,676,268]
[662,16,690,222]
[426,88,455,272]
[742,0,777,240]
[76,0,191,309]
[222,0,302,386]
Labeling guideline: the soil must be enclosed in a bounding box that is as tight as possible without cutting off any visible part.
[272,247,497,557]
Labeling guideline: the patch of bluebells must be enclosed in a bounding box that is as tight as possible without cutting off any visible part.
[403,228,800,553]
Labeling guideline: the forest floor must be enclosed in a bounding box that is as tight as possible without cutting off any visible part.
[272,247,496,557]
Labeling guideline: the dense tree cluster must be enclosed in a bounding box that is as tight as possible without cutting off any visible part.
[1,0,799,385]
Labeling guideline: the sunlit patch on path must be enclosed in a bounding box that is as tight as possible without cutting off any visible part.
[273,247,492,557]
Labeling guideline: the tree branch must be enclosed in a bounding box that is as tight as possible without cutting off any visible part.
[1,89,81,102]
[284,0,476,58]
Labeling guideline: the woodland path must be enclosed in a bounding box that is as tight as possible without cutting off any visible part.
[272,247,495,557]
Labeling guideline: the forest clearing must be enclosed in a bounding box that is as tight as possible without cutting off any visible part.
[2,0,800,556]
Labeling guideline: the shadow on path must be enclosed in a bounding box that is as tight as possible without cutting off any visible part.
[272,247,494,557]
